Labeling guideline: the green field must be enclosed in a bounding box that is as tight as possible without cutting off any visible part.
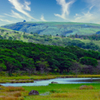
[22,83,100,100]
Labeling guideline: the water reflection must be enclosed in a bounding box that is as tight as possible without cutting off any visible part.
[1,78,100,87]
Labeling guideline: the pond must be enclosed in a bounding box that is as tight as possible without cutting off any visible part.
[1,78,100,87]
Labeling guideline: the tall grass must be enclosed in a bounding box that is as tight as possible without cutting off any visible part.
[0,86,27,100]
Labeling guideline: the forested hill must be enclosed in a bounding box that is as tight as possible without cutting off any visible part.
[2,22,100,36]
[0,39,100,76]
[0,27,99,51]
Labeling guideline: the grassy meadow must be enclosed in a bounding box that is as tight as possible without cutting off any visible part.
[0,81,100,100]
[23,83,100,100]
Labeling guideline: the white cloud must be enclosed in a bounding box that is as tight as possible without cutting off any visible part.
[5,10,24,19]
[84,0,100,11]
[24,1,31,11]
[8,0,38,20]
[73,0,100,24]
[54,0,75,19]
[0,18,13,23]
[71,11,100,24]
[40,15,46,21]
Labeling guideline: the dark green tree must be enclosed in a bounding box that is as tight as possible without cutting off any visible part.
[79,57,98,67]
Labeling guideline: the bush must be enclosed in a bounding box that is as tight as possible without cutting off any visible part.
[11,92,21,97]
[6,86,25,92]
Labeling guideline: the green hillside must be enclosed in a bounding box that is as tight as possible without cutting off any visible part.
[0,27,100,51]
[2,22,100,36]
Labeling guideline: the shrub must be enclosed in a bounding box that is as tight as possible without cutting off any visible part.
[50,89,57,93]
[11,91,21,97]
[6,86,25,92]
[79,85,94,90]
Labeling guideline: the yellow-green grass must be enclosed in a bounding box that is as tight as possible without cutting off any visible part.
[23,83,100,100]
[1,75,100,83]
[0,85,28,100]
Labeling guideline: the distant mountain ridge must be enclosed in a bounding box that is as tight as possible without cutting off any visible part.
[2,22,100,36]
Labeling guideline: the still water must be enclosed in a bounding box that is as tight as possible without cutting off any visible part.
[1,78,100,87]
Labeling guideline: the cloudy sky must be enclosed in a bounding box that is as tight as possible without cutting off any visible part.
[0,0,100,26]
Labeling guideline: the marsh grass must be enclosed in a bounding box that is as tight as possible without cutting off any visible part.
[0,96,18,100]
[10,80,34,83]
[0,86,27,100]
[5,86,25,92]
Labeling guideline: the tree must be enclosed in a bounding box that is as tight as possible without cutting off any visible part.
[23,20,26,22]
[30,32,33,34]
[79,57,98,67]
[58,57,72,73]
[0,59,7,71]
[36,59,49,74]
[0,55,22,75]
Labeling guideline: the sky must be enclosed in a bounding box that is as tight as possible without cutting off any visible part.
[0,0,100,26]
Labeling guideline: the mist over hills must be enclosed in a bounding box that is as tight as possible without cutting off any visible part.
[2,22,100,36]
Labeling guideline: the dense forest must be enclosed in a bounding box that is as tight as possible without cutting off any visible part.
[0,39,100,76]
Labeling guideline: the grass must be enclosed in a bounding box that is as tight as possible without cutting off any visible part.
[23,83,100,100]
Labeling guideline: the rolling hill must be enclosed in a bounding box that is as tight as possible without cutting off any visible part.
[2,22,100,36]
[0,26,100,51]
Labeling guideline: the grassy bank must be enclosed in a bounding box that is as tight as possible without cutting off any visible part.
[0,83,100,100]
[23,83,100,100]
[1,75,100,83]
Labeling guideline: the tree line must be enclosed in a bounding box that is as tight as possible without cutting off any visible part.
[0,39,99,75]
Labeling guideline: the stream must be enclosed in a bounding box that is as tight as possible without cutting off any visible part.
[1,78,100,87]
